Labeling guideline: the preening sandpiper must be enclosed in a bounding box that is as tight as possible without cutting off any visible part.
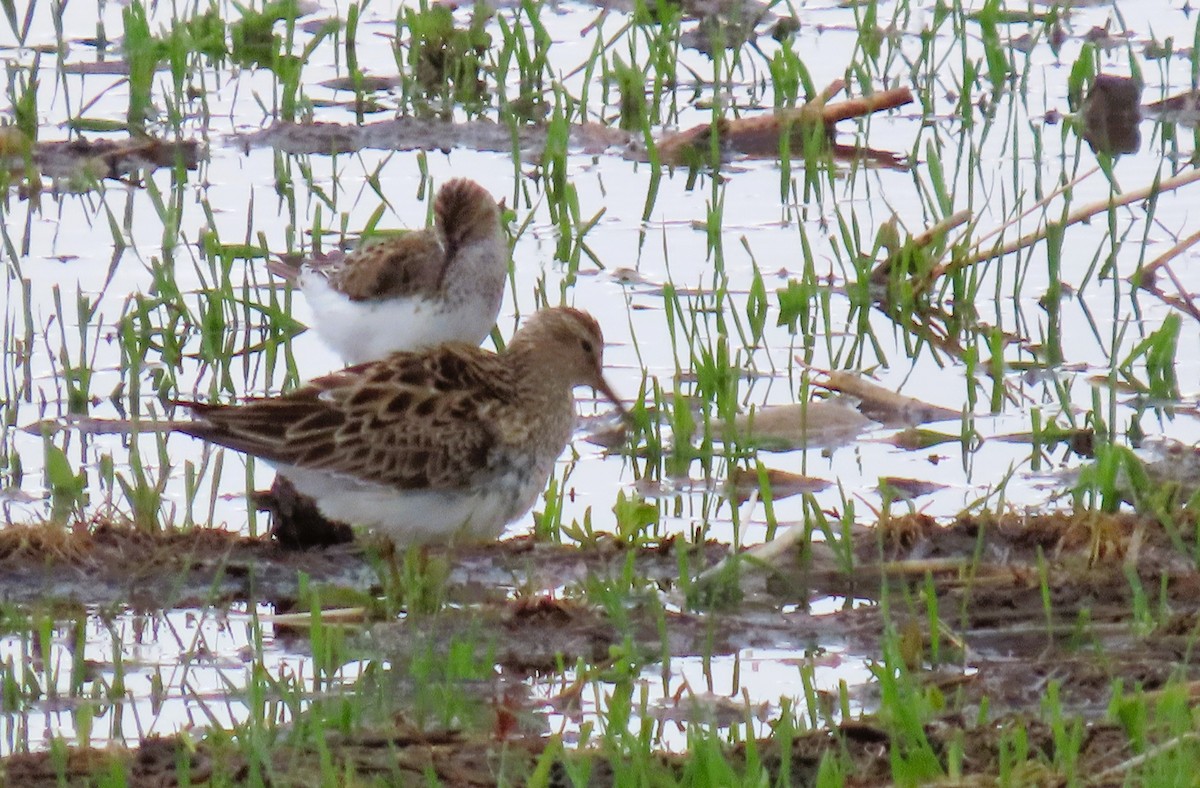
[275,178,507,365]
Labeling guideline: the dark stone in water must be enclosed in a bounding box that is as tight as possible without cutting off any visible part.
[1080,74,1142,156]
[256,476,354,548]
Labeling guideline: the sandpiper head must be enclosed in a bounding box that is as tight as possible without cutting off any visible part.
[512,307,625,415]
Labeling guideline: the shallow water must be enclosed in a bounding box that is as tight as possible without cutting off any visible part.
[0,606,364,752]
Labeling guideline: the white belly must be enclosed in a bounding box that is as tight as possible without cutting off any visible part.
[276,464,542,545]
[299,272,497,364]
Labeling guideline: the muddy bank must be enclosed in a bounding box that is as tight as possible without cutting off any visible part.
[0,713,1140,787]
[1,512,1198,720]
[2,510,1199,785]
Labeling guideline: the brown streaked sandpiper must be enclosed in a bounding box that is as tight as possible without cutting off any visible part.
[274,178,507,365]
[177,308,624,545]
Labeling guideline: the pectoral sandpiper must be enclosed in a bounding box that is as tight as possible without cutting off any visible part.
[178,308,623,545]
[274,178,507,365]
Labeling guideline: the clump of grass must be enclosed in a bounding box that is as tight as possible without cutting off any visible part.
[492,0,552,122]
[119,0,320,129]
[398,1,492,117]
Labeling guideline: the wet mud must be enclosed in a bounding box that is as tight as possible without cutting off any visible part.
[0,709,1140,786]
[0,509,1196,783]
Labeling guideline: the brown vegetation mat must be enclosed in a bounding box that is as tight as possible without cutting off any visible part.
[238,82,912,168]
[0,522,731,609]
[0,132,204,184]
[771,510,1200,715]
[0,714,1137,786]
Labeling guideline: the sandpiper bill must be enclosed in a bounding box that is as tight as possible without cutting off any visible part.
[178,308,624,545]
[274,178,507,365]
